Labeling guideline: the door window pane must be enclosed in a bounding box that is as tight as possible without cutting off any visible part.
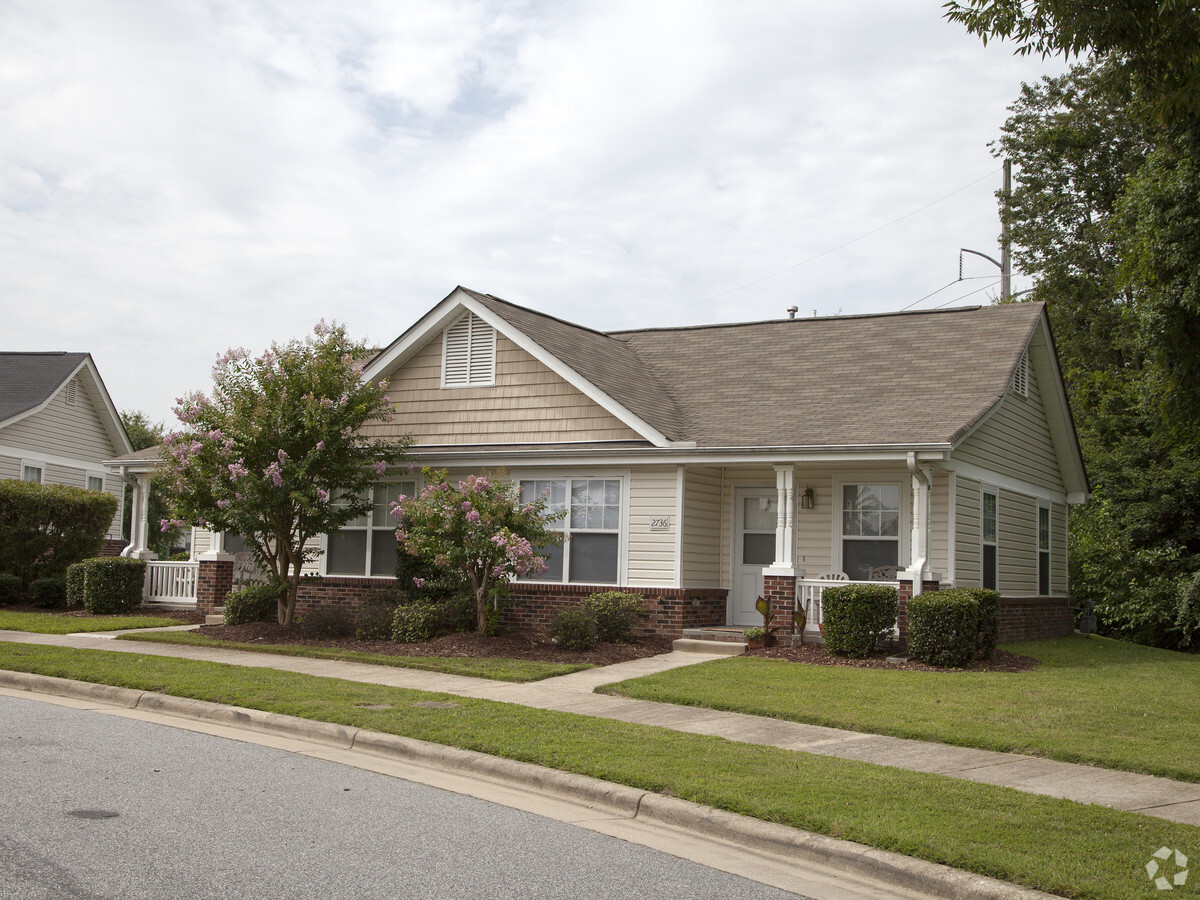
[744,496,777,532]
[742,532,775,566]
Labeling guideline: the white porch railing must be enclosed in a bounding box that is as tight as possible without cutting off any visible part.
[796,578,899,637]
[144,560,199,605]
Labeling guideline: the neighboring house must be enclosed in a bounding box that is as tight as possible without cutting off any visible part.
[0,352,132,547]
[130,287,1089,640]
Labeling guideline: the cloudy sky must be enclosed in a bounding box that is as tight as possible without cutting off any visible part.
[1,1,1067,427]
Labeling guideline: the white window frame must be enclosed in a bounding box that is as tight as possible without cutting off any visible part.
[1037,501,1051,596]
[514,471,629,586]
[87,472,106,493]
[322,480,417,578]
[21,460,45,483]
[441,311,496,388]
[981,485,999,591]
[831,477,909,580]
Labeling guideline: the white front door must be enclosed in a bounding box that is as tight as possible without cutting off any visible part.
[731,488,777,626]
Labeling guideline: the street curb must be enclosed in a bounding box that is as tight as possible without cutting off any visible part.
[0,670,1062,900]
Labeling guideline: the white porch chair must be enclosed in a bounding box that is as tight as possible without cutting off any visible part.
[868,565,902,581]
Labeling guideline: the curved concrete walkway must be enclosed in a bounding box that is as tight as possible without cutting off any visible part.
[3,627,1199,825]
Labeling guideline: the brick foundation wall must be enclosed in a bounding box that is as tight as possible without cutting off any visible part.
[763,574,797,632]
[97,539,126,558]
[502,584,727,637]
[285,576,727,638]
[998,596,1075,642]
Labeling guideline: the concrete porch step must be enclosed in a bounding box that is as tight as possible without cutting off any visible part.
[671,638,746,656]
[679,626,752,643]
[205,607,224,626]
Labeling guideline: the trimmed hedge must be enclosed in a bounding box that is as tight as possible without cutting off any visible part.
[0,480,118,584]
[0,572,21,605]
[66,557,147,614]
[224,582,286,626]
[822,583,899,658]
[969,588,1002,659]
[582,591,644,643]
[908,591,979,668]
[391,602,442,643]
[552,606,598,651]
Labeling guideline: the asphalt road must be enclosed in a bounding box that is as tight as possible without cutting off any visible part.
[0,694,808,900]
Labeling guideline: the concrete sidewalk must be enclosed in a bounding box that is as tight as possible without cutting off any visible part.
[3,627,1199,826]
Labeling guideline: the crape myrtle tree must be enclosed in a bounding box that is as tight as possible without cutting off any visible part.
[161,322,410,625]
[392,470,563,633]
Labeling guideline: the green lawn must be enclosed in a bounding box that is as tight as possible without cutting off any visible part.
[117,629,592,682]
[0,640,1193,900]
[0,610,185,634]
[599,635,1200,782]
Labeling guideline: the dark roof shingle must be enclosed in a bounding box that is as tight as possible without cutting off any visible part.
[0,352,89,424]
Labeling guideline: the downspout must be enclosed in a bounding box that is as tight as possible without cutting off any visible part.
[907,452,931,597]
[117,465,139,558]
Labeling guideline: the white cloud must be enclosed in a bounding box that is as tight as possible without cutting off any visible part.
[0,0,1065,425]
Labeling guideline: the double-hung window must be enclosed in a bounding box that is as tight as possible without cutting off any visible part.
[326,481,414,576]
[21,463,43,483]
[519,477,622,584]
[840,484,900,581]
[982,488,999,591]
[87,474,105,493]
[1038,504,1051,595]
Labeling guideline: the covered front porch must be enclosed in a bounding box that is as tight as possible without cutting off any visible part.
[687,455,942,641]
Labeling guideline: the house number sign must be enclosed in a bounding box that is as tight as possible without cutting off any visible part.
[650,516,671,532]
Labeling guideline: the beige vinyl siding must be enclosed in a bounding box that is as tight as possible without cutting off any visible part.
[300,535,322,576]
[0,381,118,463]
[626,467,677,587]
[955,475,982,587]
[0,455,18,479]
[929,469,950,578]
[681,466,722,587]
[365,335,644,445]
[954,363,1065,493]
[46,463,84,487]
[999,489,1037,594]
[1052,502,1069,595]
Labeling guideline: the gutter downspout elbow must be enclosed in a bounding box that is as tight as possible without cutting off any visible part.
[116,466,139,558]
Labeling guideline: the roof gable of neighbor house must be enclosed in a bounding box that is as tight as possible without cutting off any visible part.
[0,352,132,457]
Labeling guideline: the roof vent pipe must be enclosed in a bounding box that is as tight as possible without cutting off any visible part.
[787,306,798,319]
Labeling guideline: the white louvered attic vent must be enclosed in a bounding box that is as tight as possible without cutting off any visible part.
[442,311,495,387]
[1010,350,1028,397]
[65,378,78,405]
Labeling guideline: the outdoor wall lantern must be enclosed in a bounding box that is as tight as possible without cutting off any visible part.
[801,486,815,509]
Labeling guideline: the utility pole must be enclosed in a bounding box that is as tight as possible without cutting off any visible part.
[1000,159,1011,302]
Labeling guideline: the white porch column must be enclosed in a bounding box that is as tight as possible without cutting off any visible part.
[903,453,934,594]
[130,473,158,560]
[770,464,795,572]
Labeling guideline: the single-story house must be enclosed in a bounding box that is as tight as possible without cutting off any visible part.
[1,351,131,549]
[118,287,1088,641]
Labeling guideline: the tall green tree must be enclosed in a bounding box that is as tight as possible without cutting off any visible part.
[992,59,1200,647]
[161,322,409,625]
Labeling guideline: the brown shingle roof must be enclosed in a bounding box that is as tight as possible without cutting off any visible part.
[612,303,1044,447]
[465,291,1044,448]
[0,352,89,424]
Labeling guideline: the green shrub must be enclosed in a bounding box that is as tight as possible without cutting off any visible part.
[1176,572,1200,650]
[552,606,598,651]
[966,588,1002,659]
[28,577,66,608]
[355,591,402,640]
[298,605,354,638]
[65,563,87,607]
[908,592,979,668]
[0,480,118,584]
[73,557,147,614]
[0,572,21,605]
[391,602,442,643]
[582,591,644,643]
[224,582,285,626]
[821,584,899,658]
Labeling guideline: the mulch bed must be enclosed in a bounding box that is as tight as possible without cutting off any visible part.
[198,622,677,667]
